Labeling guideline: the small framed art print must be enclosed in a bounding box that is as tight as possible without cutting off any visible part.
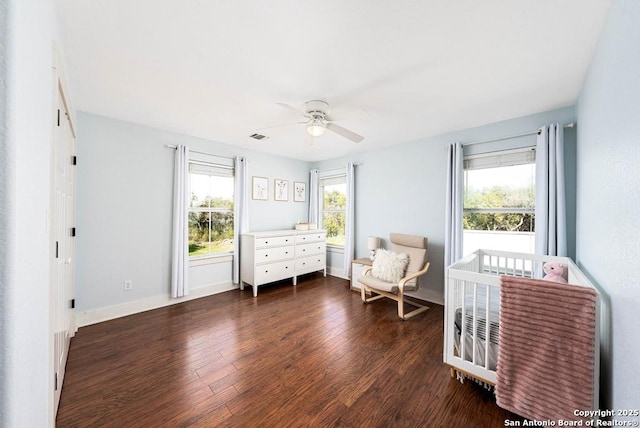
[274,179,288,201]
[294,181,306,202]
[252,176,268,200]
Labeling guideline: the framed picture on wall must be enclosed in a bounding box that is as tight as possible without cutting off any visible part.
[294,181,306,202]
[274,179,288,201]
[252,176,268,200]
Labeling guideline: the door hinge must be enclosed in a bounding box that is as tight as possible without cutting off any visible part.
[71,299,75,309]
[71,155,77,165]
[55,241,59,258]
[70,227,76,237]
[54,372,58,391]
[57,109,60,127]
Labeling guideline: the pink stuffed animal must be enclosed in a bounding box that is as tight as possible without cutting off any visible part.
[542,262,568,283]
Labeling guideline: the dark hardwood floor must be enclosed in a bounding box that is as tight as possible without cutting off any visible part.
[57,274,523,427]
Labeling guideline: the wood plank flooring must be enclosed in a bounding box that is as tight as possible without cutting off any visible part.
[56,274,523,427]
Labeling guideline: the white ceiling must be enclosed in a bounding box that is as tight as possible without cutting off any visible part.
[55,0,612,162]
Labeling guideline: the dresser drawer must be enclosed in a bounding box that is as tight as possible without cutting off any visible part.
[256,245,294,263]
[254,260,294,285]
[295,241,326,258]
[255,235,295,248]
[295,232,326,244]
[295,254,326,271]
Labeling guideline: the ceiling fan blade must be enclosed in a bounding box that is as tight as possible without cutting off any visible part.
[254,120,308,132]
[326,123,364,143]
[325,107,367,122]
[276,102,309,118]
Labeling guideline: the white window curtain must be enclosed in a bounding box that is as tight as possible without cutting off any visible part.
[343,162,355,277]
[444,142,464,267]
[233,156,249,285]
[308,169,319,224]
[535,123,567,256]
[171,145,189,298]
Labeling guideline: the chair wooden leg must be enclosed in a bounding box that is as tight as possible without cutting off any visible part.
[398,291,429,320]
[361,284,386,304]
[362,292,385,303]
[362,285,428,319]
[401,302,429,319]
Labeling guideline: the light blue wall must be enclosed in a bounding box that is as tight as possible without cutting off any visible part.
[76,112,310,313]
[576,0,640,411]
[77,106,578,310]
[314,106,576,303]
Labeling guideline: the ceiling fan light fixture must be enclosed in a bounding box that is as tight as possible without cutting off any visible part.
[306,120,326,137]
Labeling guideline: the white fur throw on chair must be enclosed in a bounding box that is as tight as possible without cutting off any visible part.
[371,249,409,283]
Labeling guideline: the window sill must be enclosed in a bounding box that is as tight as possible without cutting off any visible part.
[326,245,344,254]
[190,254,233,266]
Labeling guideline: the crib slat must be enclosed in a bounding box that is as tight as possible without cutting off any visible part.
[485,284,490,370]
[460,281,467,363]
[472,283,478,366]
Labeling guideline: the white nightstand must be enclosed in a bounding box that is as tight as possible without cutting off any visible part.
[351,257,373,291]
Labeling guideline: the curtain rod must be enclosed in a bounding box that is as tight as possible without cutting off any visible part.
[317,163,363,174]
[189,159,234,170]
[165,144,236,161]
[464,122,575,146]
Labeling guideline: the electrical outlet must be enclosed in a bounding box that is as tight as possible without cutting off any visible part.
[123,280,133,291]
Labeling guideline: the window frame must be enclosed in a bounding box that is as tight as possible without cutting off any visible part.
[188,160,235,261]
[463,147,536,225]
[319,173,348,249]
[462,147,537,254]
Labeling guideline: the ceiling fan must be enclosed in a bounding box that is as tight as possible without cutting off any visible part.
[256,100,365,144]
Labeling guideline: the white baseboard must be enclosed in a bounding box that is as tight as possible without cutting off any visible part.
[406,288,444,306]
[76,281,237,327]
[327,266,349,280]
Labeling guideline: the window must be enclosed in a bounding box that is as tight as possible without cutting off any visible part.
[188,162,234,257]
[463,148,536,255]
[320,174,347,247]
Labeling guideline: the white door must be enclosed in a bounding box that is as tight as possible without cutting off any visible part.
[52,83,76,413]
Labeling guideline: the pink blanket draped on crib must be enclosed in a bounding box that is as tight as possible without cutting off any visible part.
[495,275,598,422]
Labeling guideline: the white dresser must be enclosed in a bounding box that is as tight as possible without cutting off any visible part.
[240,229,327,296]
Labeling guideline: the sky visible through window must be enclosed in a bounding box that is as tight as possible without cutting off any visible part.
[465,163,535,193]
[463,162,536,254]
[323,184,345,202]
[190,174,233,205]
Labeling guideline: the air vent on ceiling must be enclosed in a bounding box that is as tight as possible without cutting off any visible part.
[249,133,268,141]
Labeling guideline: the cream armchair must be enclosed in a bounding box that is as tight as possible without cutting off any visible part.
[358,233,430,320]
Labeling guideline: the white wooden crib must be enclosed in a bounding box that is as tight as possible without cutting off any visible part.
[443,249,600,411]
